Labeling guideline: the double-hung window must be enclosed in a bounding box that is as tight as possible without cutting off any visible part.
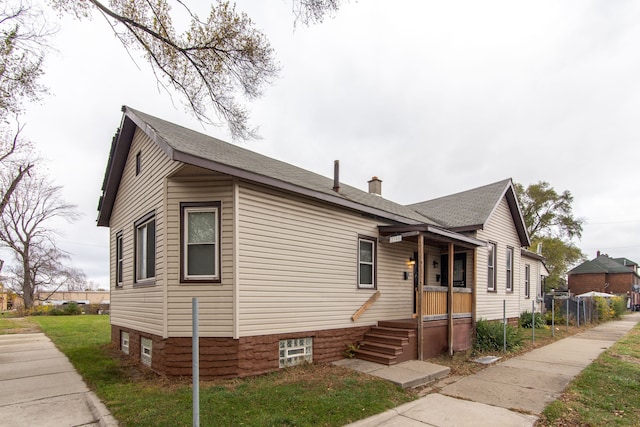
[135,213,156,283]
[181,202,220,282]
[358,236,376,289]
[506,246,514,292]
[116,232,124,287]
[487,242,497,291]
[524,264,531,298]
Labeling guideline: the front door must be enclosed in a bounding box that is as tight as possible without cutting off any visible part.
[412,251,428,314]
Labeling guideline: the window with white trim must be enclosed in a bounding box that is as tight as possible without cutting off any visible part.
[279,338,313,368]
[181,202,220,282]
[524,264,531,298]
[506,246,514,292]
[116,232,124,287]
[487,242,497,291]
[141,337,152,367]
[135,213,156,283]
[358,237,376,289]
[121,331,129,354]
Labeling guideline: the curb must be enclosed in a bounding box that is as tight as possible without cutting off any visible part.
[86,391,119,426]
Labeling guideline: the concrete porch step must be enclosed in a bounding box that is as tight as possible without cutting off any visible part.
[334,359,451,389]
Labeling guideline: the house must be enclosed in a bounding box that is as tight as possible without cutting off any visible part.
[568,252,640,296]
[97,107,547,378]
[407,181,548,323]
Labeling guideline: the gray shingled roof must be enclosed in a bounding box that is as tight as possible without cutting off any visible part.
[613,257,638,267]
[408,179,512,228]
[406,178,530,246]
[568,255,636,275]
[104,107,438,226]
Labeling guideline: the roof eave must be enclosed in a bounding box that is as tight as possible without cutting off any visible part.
[378,224,486,249]
[521,248,545,261]
[503,181,531,247]
[96,113,136,227]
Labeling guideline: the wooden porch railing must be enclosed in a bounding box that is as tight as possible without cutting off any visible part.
[421,287,472,316]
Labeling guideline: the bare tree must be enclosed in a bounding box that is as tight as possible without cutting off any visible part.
[0,0,53,121]
[0,173,79,309]
[52,0,279,140]
[0,124,34,218]
[292,0,344,27]
[3,0,347,140]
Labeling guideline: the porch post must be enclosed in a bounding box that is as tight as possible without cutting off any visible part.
[418,234,424,361]
[472,247,478,336]
[448,243,454,356]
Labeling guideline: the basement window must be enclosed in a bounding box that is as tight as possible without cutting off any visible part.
[279,337,313,368]
[121,331,129,355]
[141,337,152,367]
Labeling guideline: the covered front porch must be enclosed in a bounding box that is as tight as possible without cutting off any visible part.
[355,224,484,364]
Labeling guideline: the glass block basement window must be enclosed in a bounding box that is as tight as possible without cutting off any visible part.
[279,337,313,368]
[121,331,130,355]
[141,337,152,367]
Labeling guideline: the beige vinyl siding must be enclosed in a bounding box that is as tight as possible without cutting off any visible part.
[521,255,546,313]
[520,259,534,313]
[165,173,234,336]
[109,129,181,337]
[475,198,523,321]
[237,183,414,336]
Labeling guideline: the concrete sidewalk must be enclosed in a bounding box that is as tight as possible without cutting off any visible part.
[346,312,640,427]
[0,333,117,427]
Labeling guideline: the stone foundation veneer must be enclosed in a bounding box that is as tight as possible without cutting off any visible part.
[111,325,370,379]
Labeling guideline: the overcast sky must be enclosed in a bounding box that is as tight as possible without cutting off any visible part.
[15,0,640,287]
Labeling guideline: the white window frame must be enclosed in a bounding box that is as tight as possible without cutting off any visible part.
[141,337,152,367]
[358,236,376,289]
[487,242,497,291]
[181,202,221,282]
[135,213,156,284]
[506,246,514,292]
[121,331,129,355]
[524,264,531,298]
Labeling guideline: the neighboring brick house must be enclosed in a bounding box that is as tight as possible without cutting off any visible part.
[567,252,640,295]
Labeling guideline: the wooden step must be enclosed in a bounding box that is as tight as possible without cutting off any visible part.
[378,319,418,329]
[358,340,404,356]
[353,349,398,365]
[363,332,408,347]
[370,326,415,338]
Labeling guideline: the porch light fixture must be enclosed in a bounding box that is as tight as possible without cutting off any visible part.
[408,257,415,266]
[433,260,439,268]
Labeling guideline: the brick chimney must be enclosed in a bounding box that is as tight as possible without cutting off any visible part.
[368,176,382,196]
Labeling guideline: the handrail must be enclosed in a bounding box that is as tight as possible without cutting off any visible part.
[351,291,381,321]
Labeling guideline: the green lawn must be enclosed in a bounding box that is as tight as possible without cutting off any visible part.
[29,315,415,427]
[539,322,640,426]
